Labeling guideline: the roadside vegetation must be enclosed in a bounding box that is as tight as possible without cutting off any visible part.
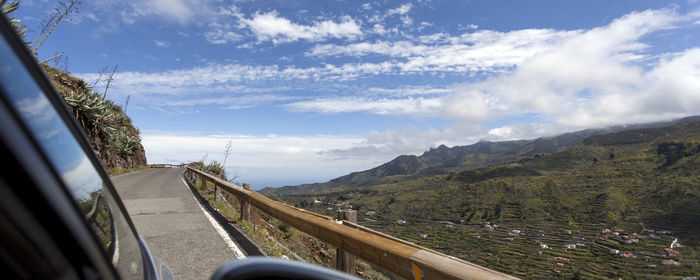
[2,1,146,170]
[106,165,148,176]
[187,161,394,280]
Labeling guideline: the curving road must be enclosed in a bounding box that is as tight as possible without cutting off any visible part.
[112,168,245,280]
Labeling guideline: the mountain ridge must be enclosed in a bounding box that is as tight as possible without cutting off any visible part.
[261,116,700,196]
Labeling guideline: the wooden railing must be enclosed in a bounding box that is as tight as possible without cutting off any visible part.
[185,166,518,280]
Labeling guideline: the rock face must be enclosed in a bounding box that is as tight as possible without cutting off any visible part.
[43,65,147,169]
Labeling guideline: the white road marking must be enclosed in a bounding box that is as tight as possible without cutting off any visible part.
[180,177,246,259]
[112,221,120,266]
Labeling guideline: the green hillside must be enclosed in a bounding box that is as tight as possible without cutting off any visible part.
[261,118,698,197]
[42,65,147,170]
[271,119,700,278]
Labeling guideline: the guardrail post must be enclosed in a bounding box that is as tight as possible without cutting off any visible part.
[201,174,207,191]
[241,183,251,221]
[336,210,357,275]
[215,183,221,204]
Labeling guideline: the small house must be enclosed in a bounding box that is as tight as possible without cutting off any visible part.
[662,259,681,266]
[610,249,620,255]
[540,244,549,249]
[670,238,680,248]
[663,248,680,257]
[624,239,639,245]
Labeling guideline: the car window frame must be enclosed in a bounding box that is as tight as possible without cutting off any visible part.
[0,15,152,279]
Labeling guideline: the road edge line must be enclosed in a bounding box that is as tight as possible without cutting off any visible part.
[180,176,247,259]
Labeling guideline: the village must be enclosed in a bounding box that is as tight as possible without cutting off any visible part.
[306,199,698,278]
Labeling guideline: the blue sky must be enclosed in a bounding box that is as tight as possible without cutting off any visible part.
[14,0,700,189]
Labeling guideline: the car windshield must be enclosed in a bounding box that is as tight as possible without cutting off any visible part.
[7,0,700,279]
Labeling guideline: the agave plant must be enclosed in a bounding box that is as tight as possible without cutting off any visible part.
[64,92,116,137]
[111,129,139,157]
[1,0,25,38]
[203,161,227,180]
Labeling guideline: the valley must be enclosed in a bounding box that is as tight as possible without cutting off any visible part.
[264,118,700,279]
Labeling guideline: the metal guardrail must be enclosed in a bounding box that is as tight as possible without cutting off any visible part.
[185,166,518,280]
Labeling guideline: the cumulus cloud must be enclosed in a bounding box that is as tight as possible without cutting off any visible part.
[386,3,412,16]
[241,11,363,43]
[323,8,700,157]
[440,9,694,131]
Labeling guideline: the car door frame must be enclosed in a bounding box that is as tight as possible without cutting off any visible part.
[0,15,158,279]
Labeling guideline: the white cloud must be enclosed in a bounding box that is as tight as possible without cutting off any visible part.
[154,40,169,47]
[285,97,442,115]
[458,24,478,30]
[319,8,700,157]
[300,8,699,130]
[204,30,243,44]
[75,62,404,97]
[324,126,484,159]
[438,8,692,131]
[163,94,293,109]
[386,3,412,16]
[308,29,580,73]
[132,0,197,24]
[61,154,103,201]
[241,11,363,43]
[372,24,388,35]
[141,133,373,187]
[366,86,451,96]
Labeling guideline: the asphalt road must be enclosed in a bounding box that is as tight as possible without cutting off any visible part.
[112,168,244,280]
